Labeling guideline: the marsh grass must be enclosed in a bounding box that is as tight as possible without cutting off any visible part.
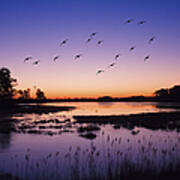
[1,132,180,180]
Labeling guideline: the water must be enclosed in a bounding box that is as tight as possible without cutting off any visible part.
[0,102,180,179]
[41,101,178,115]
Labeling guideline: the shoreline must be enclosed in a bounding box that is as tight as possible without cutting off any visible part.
[74,111,180,130]
[11,98,180,103]
[0,104,75,115]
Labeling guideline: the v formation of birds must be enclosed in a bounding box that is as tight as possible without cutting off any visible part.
[24,19,156,76]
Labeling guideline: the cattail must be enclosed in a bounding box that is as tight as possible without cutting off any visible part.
[48,153,52,158]
[77,146,81,151]
[111,140,114,146]
[96,151,100,156]
[25,155,29,161]
[69,146,72,152]
[107,135,110,142]
[141,146,145,153]
[27,148,30,152]
[92,146,96,152]
[148,142,152,147]
[36,162,39,168]
[162,150,167,155]
[64,153,70,158]
[153,147,157,154]
[16,163,19,168]
[56,152,59,156]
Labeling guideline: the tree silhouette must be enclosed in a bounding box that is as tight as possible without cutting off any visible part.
[0,67,17,100]
[169,86,180,99]
[98,96,113,101]
[18,88,31,99]
[36,88,46,100]
[154,85,180,101]
[154,88,169,98]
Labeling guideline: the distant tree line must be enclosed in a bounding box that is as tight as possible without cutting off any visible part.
[0,67,46,103]
[17,88,46,100]
[154,86,180,100]
[1,67,180,103]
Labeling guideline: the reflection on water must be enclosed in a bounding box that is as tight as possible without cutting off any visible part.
[0,133,11,150]
[0,116,14,151]
[0,102,180,179]
[41,102,179,116]
[0,127,180,180]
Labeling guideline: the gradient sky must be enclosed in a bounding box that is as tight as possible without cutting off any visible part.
[0,0,180,98]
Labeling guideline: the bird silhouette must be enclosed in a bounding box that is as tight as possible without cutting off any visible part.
[86,38,92,44]
[90,32,97,38]
[129,46,135,52]
[24,57,33,62]
[97,40,103,45]
[124,19,134,24]
[60,39,69,46]
[33,60,40,65]
[74,54,83,60]
[144,55,150,61]
[53,56,60,61]
[148,36,155,44]
[96,70,105,75]
[137,20,146,25]
[108,62,117,68]
[114,54,121,60]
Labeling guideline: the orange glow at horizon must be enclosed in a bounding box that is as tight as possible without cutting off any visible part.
[1,0,180,100]
[13,54,180,99]
[15,80,180,99]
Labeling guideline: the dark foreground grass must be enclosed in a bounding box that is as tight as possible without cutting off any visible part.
[1,132,180,180]
[0,172,22,180]
[1,153,180,180]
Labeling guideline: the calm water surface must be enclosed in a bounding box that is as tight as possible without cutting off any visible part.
[0,102,180,179]
[41,101,179,115]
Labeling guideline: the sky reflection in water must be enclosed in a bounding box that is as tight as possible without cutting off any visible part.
[0,102,180,179]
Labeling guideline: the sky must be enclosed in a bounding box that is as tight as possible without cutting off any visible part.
[0,0,180,98]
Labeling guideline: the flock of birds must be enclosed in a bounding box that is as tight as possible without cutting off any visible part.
[23,19,156,75]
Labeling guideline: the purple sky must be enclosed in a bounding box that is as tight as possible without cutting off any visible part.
[0,0,180,98]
